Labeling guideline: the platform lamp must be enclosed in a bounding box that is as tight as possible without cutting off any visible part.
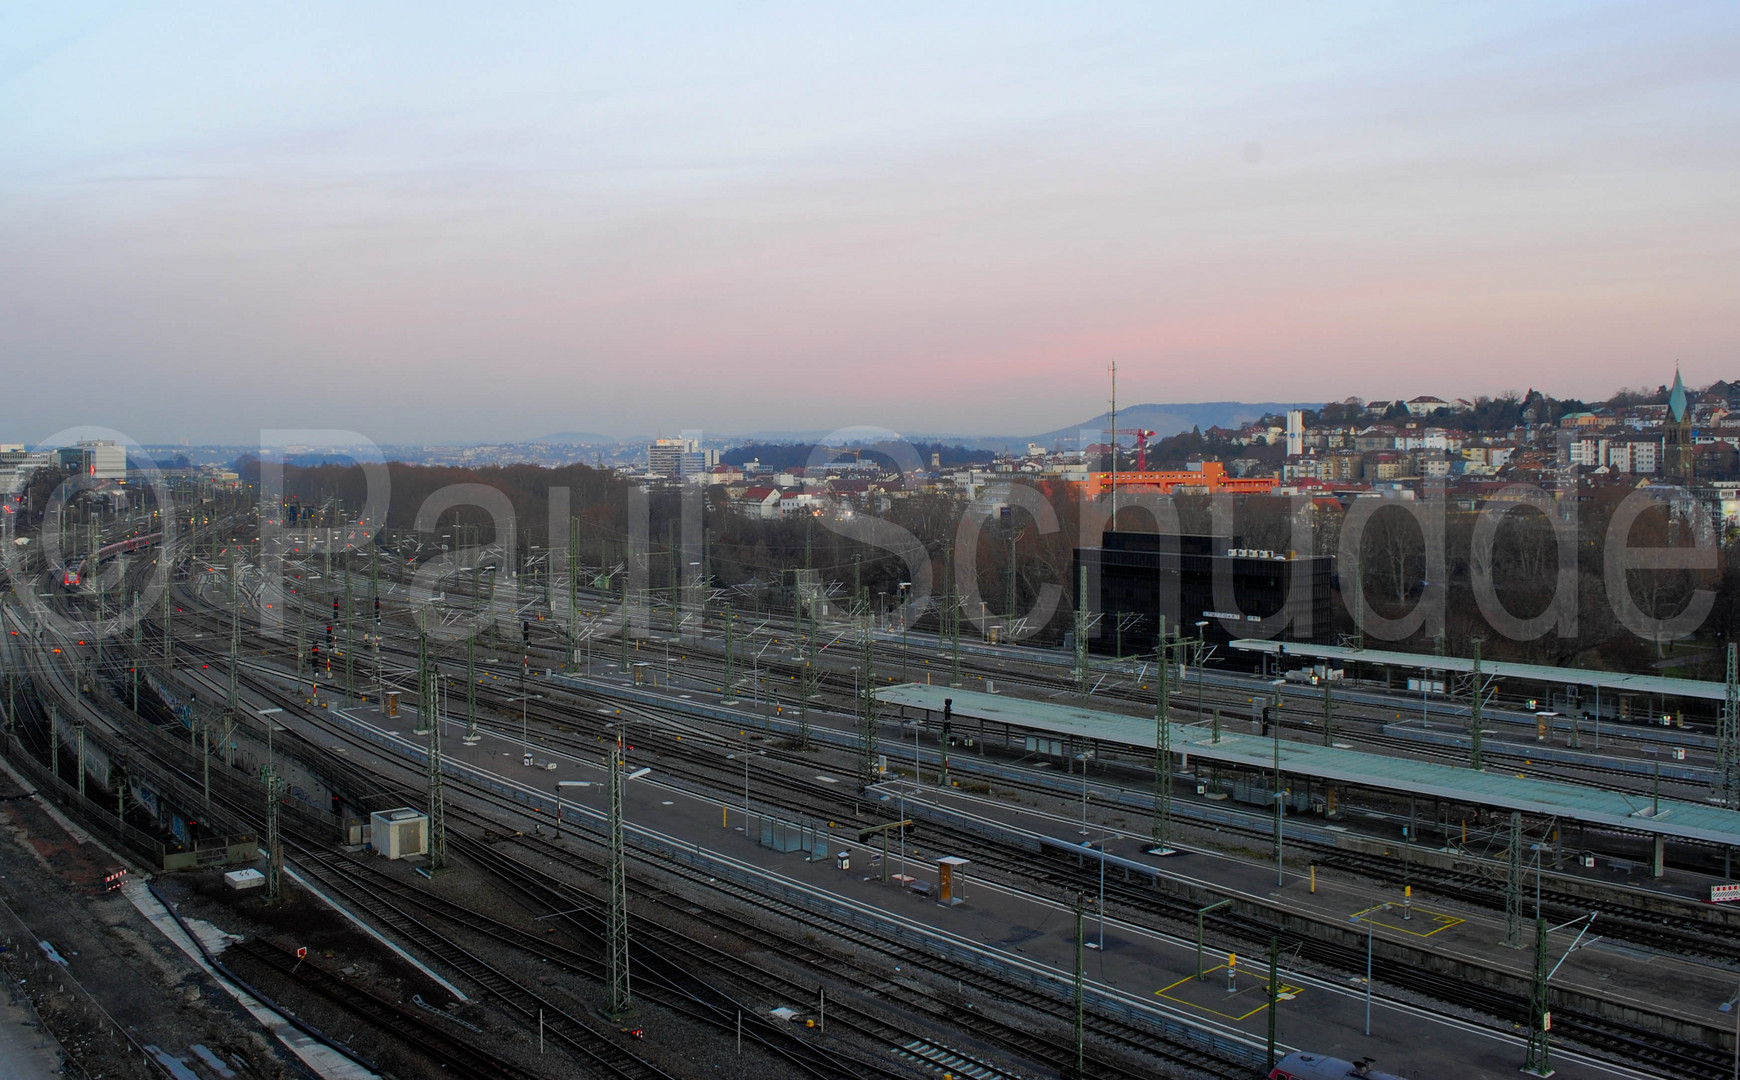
[1193,620,1209,720]
[555,779,593,838]
[1719,981,1740,1080]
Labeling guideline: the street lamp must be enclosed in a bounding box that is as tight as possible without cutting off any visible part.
[511,693,542,766]
[1076,751,1093,835]
[1349,902,1391,1035]
[726,730,764,817]
[1193,620,1209,721]
[555,779,593,838]
[1271,678,1285,886]
[1718,981,1740,1080]
[898,582,912,680]
[1083,837,1109,951]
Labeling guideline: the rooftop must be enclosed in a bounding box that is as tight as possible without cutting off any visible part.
[1227,639,1725,702]
[878,683,1740,845]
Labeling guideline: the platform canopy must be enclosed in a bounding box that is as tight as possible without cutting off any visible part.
[879,683,1740,846]
[1229,639,1726,703]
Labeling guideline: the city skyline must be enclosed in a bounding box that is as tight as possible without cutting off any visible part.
[4,3,1737,444]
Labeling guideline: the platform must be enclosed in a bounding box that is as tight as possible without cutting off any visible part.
[1229,639,1726,702]
[878,683,1740,846]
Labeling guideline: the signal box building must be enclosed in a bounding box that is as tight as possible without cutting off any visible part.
[1073,532,1333,654]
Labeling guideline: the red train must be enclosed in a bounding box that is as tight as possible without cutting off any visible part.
[63,531,161,588]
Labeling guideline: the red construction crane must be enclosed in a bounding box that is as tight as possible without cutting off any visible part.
[1104,428,1157,470]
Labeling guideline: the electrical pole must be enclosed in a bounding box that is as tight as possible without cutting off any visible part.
[112,762,126,830]
[605,744,633,1019]
[414,627,432,736]
[130,615,140,714]
[1505,811,1524,948]
[1273,700,1285,887]
[619,569,630,674]
[1150,619,1173,855]
[1005,525,1022,641]
[1267,934,1281,1072]
[225,550,241,724]
[343,568,355,699]
[1353,557,1364,652]
[464,634,479,744]
[1108,360,1118,520]
[426,640,447,872]
[264,764,283,902]
[859,605,878,789]
[946,540,961,687]
[1470,638,1485,771]
[1072,892,1086,1080]
[295,600,306,693]
[1721,642,1740,807]
[1322,681,1333,747]
[667,522,679,635]
[723,610,736,701]
[1522,916,1552,1076]
[797,595,813,749]
[1074,564,1089,703]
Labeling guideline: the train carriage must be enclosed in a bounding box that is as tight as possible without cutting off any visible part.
[1270,1052,1409,1080]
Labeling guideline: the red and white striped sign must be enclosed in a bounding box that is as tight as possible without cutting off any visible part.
[1711,884,1740,903]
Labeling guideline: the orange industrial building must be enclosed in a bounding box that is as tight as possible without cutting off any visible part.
[1083,461,1276,497]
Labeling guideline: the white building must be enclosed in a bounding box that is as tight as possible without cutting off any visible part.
[1608,438,1662,474]
[1568,435,1609,468]
[1404,396,1451,417]
[0,447,53,493]
[646,437,717,479]
[82,440,126,480]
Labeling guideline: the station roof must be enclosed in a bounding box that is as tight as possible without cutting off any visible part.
[1229,639,1726,702]
[879,683,1740,845]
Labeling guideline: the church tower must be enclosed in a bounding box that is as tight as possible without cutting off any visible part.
[1668,367,1694,483]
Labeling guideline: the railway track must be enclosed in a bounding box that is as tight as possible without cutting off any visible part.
[21,543,1740,1080]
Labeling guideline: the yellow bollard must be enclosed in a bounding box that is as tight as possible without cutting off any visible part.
[722,805,727,829]
[1309,865,1316,894]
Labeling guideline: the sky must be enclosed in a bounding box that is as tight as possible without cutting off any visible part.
[2,2,1738,445]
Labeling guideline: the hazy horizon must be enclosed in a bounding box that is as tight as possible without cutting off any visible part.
[4,3,1737,445]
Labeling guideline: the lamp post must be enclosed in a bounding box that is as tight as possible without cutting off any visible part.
[555,779,593,838]
[512,694,541,766]
[1193,620,1209,720]
[898,582,912,681]
[1350,902,1390,1035]
[1271,679,1285,887]
[1077,752,1092,835]
[1083,838,1108,951]
[727,730,762,817]
[1719,980,1740,1080]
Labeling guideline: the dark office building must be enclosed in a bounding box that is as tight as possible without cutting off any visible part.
[1073,532,1334,655]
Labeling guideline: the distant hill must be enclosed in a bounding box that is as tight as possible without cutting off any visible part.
[534,431,621,445]
[1021,401,1319,450]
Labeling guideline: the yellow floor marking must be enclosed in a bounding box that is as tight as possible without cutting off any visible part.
[1154,967,1305,1021]
[1354,905,1465,938]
